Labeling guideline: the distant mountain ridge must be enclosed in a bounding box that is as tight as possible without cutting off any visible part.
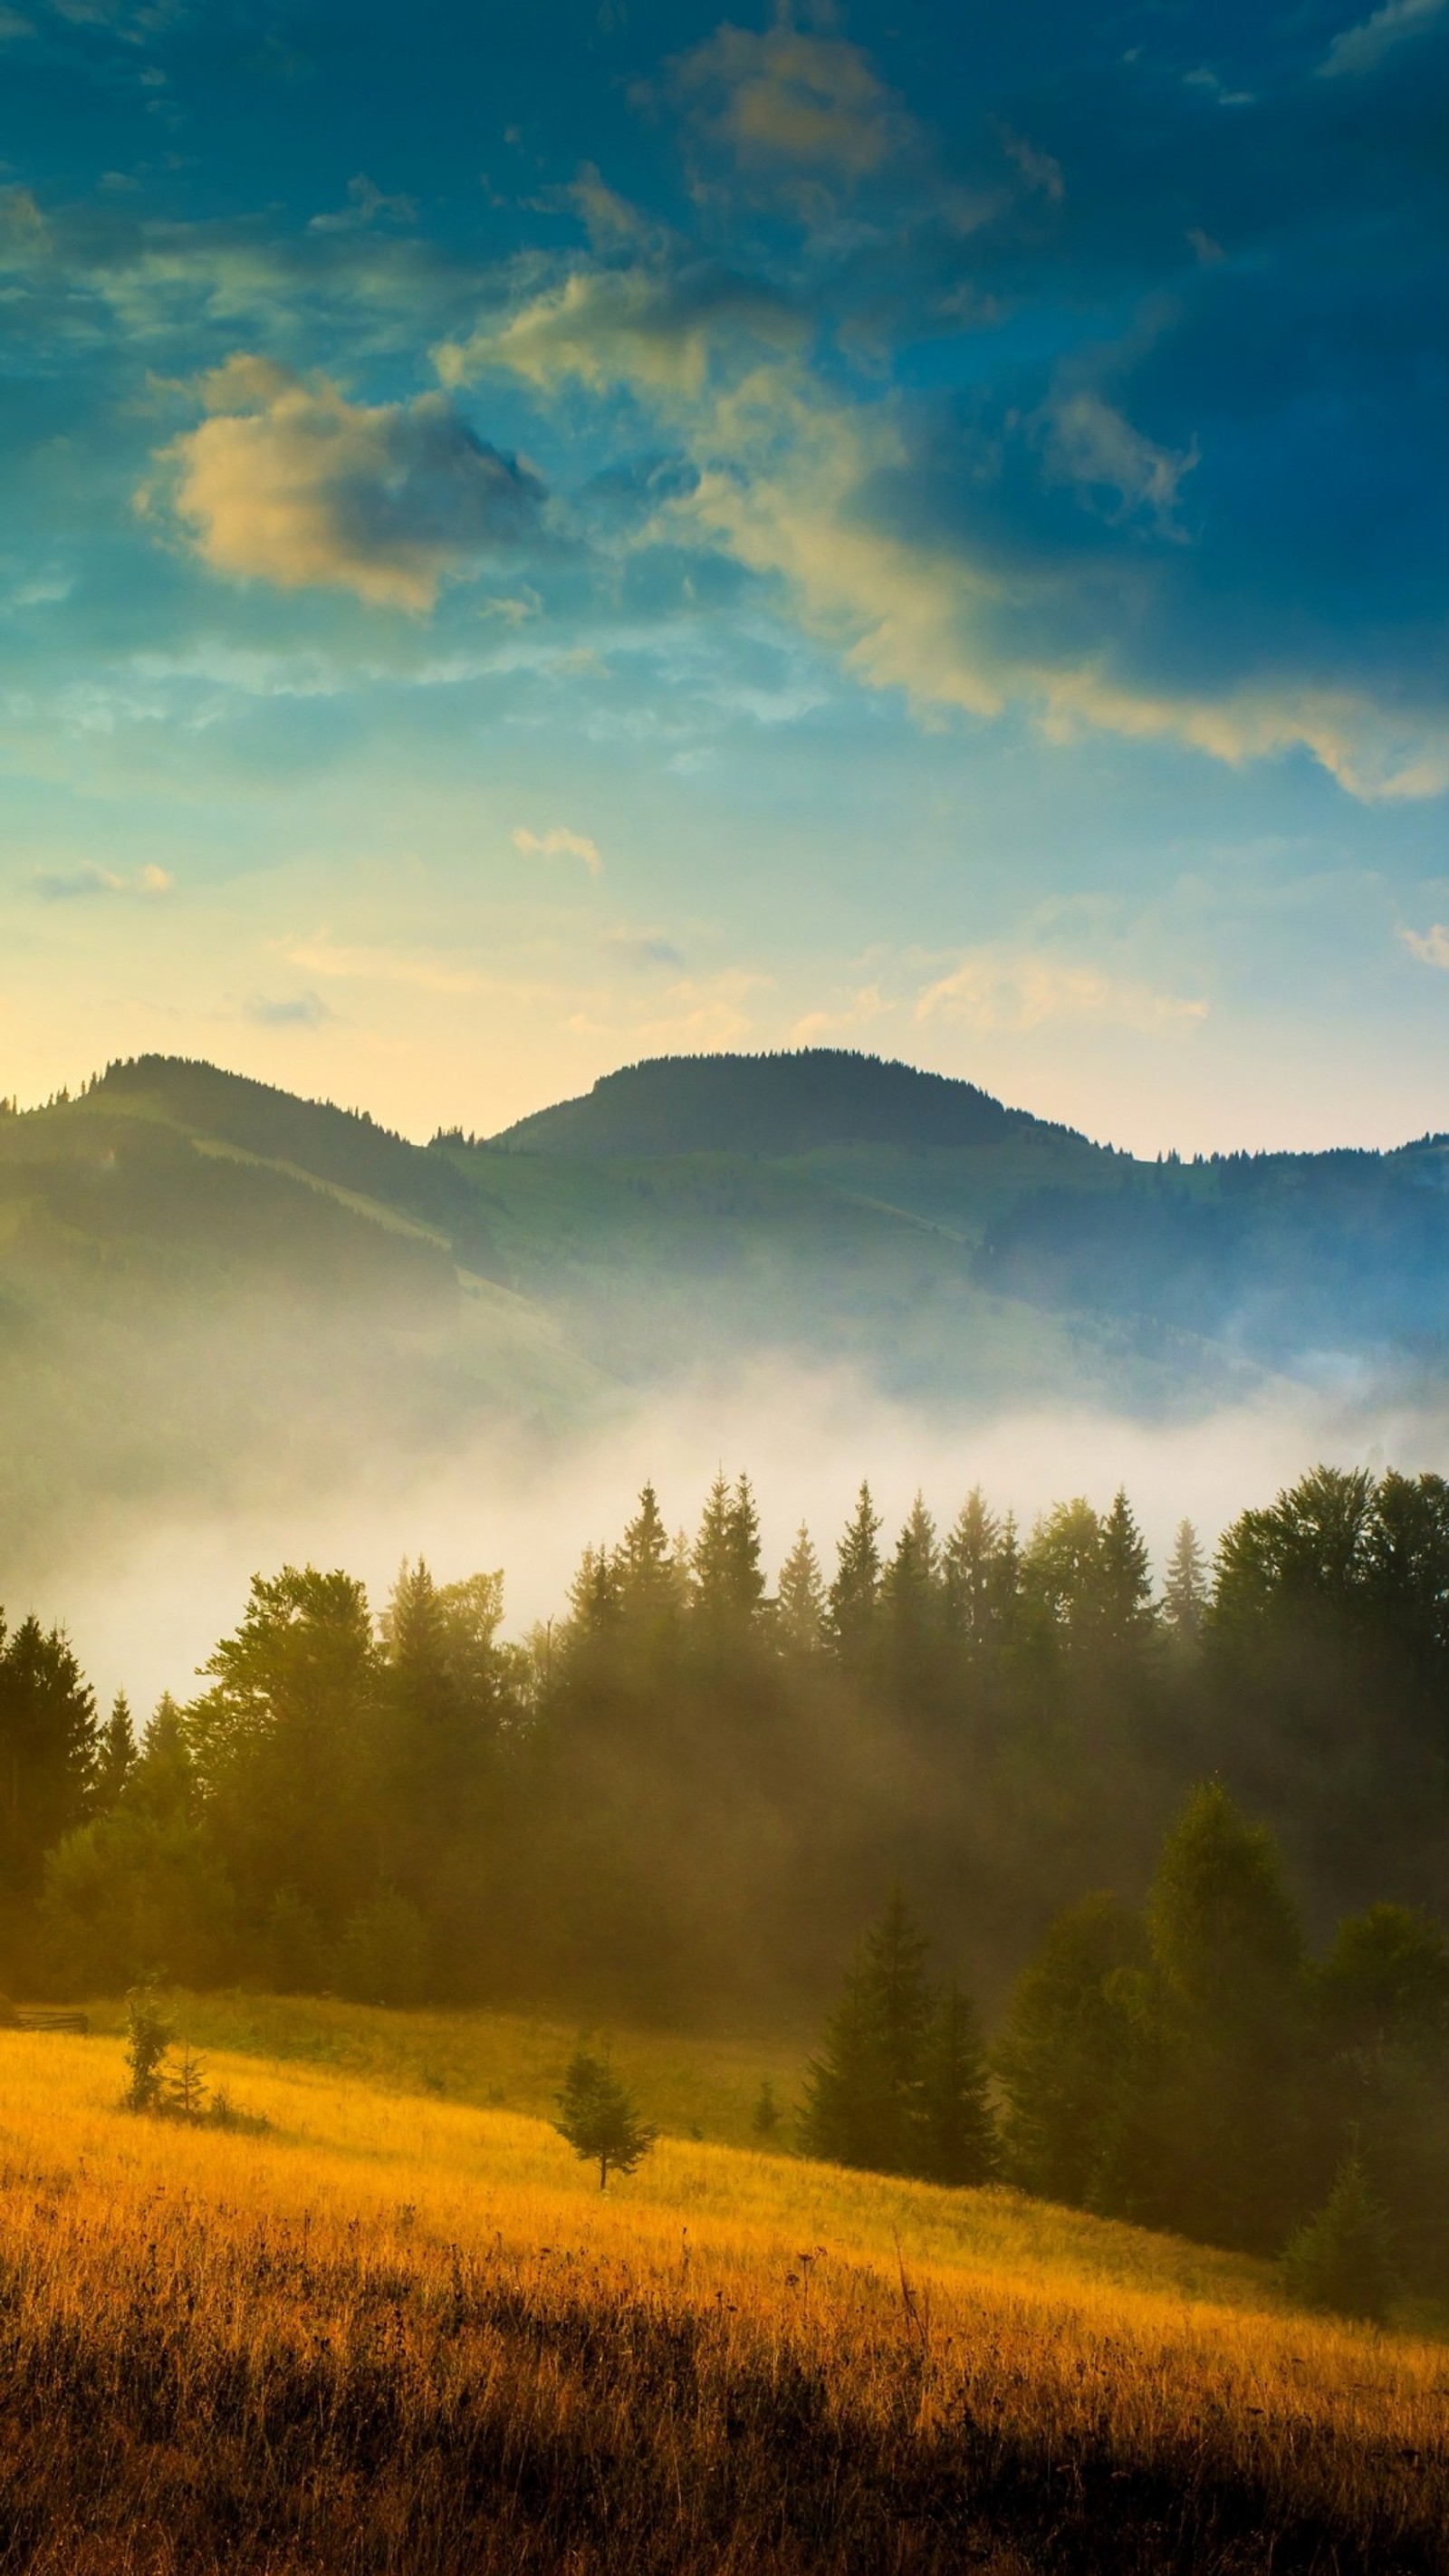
[486,1049,1094,1160]
[2,1045,1448,1590]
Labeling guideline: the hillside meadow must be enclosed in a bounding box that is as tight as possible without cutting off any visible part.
[0,2013,1444,2571]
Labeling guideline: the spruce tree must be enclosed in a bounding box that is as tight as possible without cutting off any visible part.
[554,2045,656,2190]
[828,1482,882,1665]
[916,1983,998,2186]
[95,1692,138,1809]
[799,1889,933,2174]
[942,1488,1001,1650]
[775,1523,826,1655]
[1162,1519,1209,1645]
[0,1615,99,1893]
[1098,1489,1156,1649]
[1284,2155,1397,2321]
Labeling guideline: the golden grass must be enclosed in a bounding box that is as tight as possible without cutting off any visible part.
[0,2025,1444,2571]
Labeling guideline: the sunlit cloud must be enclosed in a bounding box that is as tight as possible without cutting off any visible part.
[513,824,603,876]
[31,860,173,902]
[916,950,1208,1036]
[149,355,543,611]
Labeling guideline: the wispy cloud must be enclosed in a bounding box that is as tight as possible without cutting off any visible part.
[31,861,172,902]
[915,950,1207,1036]
[243,991,334,1028]
[276,937,490,994]
[1319,0,1444,77]
[513,824,603,876]
[1401,922,1449,968]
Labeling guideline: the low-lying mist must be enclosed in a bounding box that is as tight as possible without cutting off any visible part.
[27,1355,1449,1719]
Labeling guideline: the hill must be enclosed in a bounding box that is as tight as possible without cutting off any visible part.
[0,2012,1443,2572]
[3,1045,1448,1589]
[489,1046,1094,1159]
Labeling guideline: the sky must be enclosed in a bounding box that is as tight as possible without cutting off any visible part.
[1,0,1446,1155]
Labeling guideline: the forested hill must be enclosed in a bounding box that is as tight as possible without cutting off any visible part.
[487,1049,1096,1160]
[3,1046,1449,1582]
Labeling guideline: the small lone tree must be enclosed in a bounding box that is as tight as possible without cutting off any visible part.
[123,1983,172,2111]
[1284,2154,1398,2322]
[554,2045,656,2191]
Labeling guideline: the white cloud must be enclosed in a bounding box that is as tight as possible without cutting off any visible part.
[1401,922,1449,968]
[149,355,541,612]
[915,950,1208,1037]
[1319,0,1444,77]
[512,824,603,876]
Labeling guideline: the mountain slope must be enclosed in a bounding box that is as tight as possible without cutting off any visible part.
[3,1045,1446,1589]
[489,1046,1097,1159]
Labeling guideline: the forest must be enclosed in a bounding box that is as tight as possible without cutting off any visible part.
[4,1460,1449,2288]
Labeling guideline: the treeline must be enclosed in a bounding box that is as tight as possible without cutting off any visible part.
[4,1463,1449,2049]
[802,1796,1449,2305]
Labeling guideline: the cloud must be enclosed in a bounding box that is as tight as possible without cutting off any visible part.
[276,937,490,995]
[602,928,686,969]
[309,175,417,235]
[244,992,334,1028]
[1401,922,1449,968]
[31,860,172,901]
[1319,0,1445,77]
[436,264,796,401]
[512,824,603,876]
[0,7,33,35]
[1039,388,1198,537]
[668,18,915,189]
[151,355,543,611]
[999,130,1064,204]
[791,984,890,1043]
[915,950,1207,1037]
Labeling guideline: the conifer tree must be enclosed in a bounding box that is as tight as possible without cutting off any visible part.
[617,1483,677,1624]
[799,1889,933,2174]
[553,2044,656,2190]
[880,1495,941,1679]
[828,1482,882,1664]
[1162,1519,1209,1645]
[0,1614,99,1893]
[916,1983,998,2186]
[1098,1489,1156,1648]
[95,1692,138,1809]
[942,1488,1002,1648]
[692,1472,764,1637]
[775,1523,826,1655]
[1284,2154,1397,2321]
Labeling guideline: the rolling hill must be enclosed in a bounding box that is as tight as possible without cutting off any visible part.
[1,1046,1445,1585]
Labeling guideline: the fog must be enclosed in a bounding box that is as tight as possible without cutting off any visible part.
[26,1357,1449,1720]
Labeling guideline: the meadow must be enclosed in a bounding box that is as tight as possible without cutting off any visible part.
[0,2011,1444,2572]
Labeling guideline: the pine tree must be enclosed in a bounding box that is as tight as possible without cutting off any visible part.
[692,1471,765,1638]
[1284,2154,1397,2321]
[0,1615,99,1893]
[775,1523,826,1655]
[1098,1489,1156,1648]
[880,1495,941,1682]
[916,1983,998,2186]
[617,1483,677,1624]
[828,1483,882,1664]
[942,1488,1001,1649]
[1162,1519,1209,1645]
[799,1889,933,2174]
[95,1692,138,1809]
[554,2044,656,2190]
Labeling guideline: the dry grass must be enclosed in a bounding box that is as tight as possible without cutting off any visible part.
[0,2028,1444,2572]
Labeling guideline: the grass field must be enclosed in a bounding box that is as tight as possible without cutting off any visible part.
[0,2010,1444,2571]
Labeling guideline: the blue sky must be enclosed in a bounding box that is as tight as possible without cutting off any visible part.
[2,0,1447,1149]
